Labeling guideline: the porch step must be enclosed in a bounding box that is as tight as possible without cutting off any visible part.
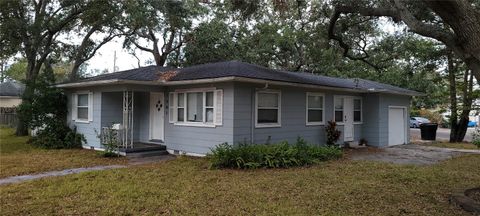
[120,144,166,153]
[126,150,169,158]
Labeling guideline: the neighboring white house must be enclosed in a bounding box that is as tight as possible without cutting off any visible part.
[0,80,24,108]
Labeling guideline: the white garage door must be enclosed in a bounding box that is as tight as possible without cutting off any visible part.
[388,107,406,146]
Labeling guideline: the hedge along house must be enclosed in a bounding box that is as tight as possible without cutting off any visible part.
[57,61,422,156]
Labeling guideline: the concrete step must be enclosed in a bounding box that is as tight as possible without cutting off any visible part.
[126,150,169,158]
[120,145,166,153]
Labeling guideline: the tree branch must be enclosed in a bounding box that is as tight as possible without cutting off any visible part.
[130,39,154,53]
[327,2,460,72]
[393,0,456,48]
[328,7,382,71]
[162,29,177,54]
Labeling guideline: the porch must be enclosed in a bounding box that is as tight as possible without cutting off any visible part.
[99,90,167,156]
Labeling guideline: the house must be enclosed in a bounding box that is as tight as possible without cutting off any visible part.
[57,61,421,156]
[0,80,25,108]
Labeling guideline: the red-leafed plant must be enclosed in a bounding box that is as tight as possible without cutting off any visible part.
[326,121,341,146]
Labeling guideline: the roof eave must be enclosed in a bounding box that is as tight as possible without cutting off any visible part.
[373,89,425,97]
[55,79,164,88]
[56,76,421,96]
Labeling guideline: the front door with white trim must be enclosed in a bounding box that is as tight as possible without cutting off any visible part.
[343,97,354,142]
[150,92,164,141]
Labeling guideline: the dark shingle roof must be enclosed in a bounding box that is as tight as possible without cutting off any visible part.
[64,61,421,96]
[174,61,420,95]
[0,80,25,96]
[78,65,174,82]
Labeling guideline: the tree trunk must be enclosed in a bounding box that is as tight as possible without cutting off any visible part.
[0,60,5,83]
[15,84,32,136]
[465,57,480,83]
[450,69,473,142]
[152,45,167,66]
[453,114,469,142]
[425,0,480,82]
[15,55,39,136]
[448,52,458,143]
[69,62,82,81]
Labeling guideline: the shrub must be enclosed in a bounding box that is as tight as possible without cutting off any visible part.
[30,122,85,149]
[326,121,341,146]
[64,127,86,148]
[97,127,121,157]
[472,127,480,148]
[208,138,343,169]
[18,62,83,149]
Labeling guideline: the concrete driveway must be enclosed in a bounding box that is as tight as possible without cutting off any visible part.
[410,127,476,142]
[349,144,480,165]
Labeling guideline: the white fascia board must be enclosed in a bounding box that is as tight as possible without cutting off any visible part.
[56,76,421,96]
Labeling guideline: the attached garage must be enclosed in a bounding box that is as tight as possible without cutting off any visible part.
[388,106,408,146]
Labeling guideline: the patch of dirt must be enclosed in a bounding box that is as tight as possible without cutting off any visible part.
[451,188,480,214]
[466,188,480,203]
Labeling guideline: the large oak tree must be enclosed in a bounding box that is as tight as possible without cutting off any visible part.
[0,0,119,134]
[328,0,480,81]
[122,0,204,66]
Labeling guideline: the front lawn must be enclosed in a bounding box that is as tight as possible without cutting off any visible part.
[1,154,479,215]
[0,127,127,178]
[419,142,479,150]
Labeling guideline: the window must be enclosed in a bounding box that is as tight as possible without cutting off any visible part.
[306,93,324,125]
[256,90,281,127]
[186,92,204,122]
[353,98,362,122]
[72,92,92,123]
[170,89,221,126]
[177,93,185,122]
[333,96,362,124]
[334,97,344,122]
[205,92,214,123]
[77,94,89,120]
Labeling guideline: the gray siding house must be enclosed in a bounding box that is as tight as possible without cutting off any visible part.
[57,61,421,156]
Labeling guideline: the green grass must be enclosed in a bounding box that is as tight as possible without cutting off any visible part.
[0,127,127,178]
[1,126,478,215]
[419,142,479,150]
[0,155,479,215]
[0,126,33,153]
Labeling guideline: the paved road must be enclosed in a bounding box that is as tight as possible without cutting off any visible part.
[410,128,475,142]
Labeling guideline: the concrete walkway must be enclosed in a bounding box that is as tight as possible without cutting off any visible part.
[0,154,176,186]
[0,165,126,185]
[349,144,480,165]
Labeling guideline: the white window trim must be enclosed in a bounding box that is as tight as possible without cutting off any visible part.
[306,92,325,126]
[333,95,363,125]
[73,91,92,124]
[353,97,363,124]
[255,90,281,128]
[174,87,216,93]
[333,95,345,125]
[172,88,217,128]
[173,122,216,128]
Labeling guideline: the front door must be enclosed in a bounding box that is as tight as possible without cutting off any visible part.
[149,92,164,141]
[343,97,354,142]
[388,107,406,146]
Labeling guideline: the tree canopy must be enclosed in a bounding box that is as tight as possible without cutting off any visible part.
[1,0,478,140]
